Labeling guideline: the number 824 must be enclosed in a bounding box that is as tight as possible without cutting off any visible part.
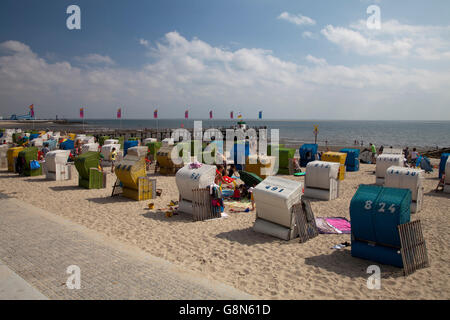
[364,201,396,213]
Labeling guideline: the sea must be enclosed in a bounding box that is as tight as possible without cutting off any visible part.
[63,119,450,149]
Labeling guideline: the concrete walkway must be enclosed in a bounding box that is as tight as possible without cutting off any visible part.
[0,194,253,300]
[0,259,48,300]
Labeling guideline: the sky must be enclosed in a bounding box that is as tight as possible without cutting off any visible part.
[0,0,450,120]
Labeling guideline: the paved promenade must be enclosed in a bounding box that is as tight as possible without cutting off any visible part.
[0,194,253,300]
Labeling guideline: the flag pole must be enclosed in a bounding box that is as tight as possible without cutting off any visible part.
[83,108,85,131]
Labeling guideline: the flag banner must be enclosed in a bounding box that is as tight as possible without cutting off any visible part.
[154,109,158,119]
[117,108,122,119]
[237,113,242,119]
[80,108,84,118]
[230,111,233,119]
[185,110,189,119]
[209,110,213,119]
[29,104,34,117]
[259,111,262,119]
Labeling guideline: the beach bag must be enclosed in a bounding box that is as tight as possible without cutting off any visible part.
[30,160,41,170]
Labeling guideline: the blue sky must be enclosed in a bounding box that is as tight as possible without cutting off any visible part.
[1,0,450,119]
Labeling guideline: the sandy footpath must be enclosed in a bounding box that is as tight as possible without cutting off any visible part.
[0,163,448,299]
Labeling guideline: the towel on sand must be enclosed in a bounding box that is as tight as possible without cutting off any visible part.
[315,217,351,234]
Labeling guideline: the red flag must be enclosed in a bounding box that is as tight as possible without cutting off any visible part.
[117,108,122,119]
[80,108,84,118]
[185,110,188,119]
[154,109,158,119]
[29,104,34,117]
[209,110,213,119]
[230,111,233,119]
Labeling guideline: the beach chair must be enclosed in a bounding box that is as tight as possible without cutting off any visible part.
[17,147,42,176]
[340,148,360,172]
[244,155,277,179]
[7,146,24,172]
[439,153,450,179]
[100,143,122,166]
[0,144,9,169]
[81,143,99,154]
[350,185,429,275]
[303,161,340,200]
[384,166,424,213]
[124,140,139,156]
[157,145,184,175]
[321,152,347,180]
[267,146,296,175]
[146,141,162,162]
[74,151,105,189]
[176,164,216,215]
[115,146,156,201]
[44,150,72,181]
[299,144,318,167]
[375,154,404,185]
[444,159,450,194]
[253,176,303,240]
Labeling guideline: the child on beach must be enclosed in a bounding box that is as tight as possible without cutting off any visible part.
[411,148,419,167]
[110,147,117,173]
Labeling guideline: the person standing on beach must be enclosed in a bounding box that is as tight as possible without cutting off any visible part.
[411,148,419,167]
[370,143,377,163]
[403,147,409,160]
[110,147,117,173]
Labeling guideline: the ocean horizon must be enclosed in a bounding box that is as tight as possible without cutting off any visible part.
[57,119,450,149]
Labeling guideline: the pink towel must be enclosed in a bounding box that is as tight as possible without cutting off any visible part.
[326,218,351,233]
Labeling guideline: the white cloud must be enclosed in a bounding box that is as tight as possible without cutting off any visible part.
[277,12,316,26]
[321,25,413,57]
[139,38,149,47]
[322,19,450,60]
[305,55,327,66]
[0,35,449,120]
[75,53,115,65]
[302,31,315,39]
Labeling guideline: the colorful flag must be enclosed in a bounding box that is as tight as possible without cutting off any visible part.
[117,108,122,119]
[209,110,213,119]
[185,109,189,119]
[80,108,84,118]
[230,111,233,119]
[154,109,158,119]
[237,113,242,119]
[258,111,262,119]
[29,104,34,117]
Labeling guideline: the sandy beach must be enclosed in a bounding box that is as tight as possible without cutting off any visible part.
[0,160,448,300]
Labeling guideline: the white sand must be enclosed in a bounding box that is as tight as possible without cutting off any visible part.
[0,163,449,299]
